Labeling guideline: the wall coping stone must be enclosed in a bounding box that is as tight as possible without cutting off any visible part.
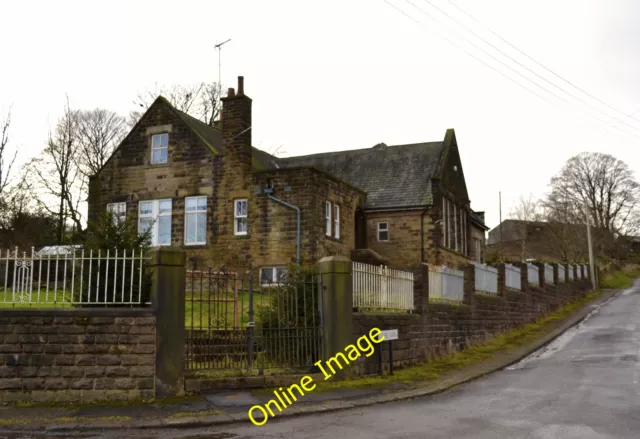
[0,308,155,317]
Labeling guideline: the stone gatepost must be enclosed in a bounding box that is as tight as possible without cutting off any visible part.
[149,248,186,397]
[316,256,353,379]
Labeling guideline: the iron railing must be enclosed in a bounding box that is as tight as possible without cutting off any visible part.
[1,247,150,307]
[505,263,521,290]
[544,264,554,284]
[352,262,414,312]
[185,267,323,373]
[567,265,574,281]
[558,264,566,282]
[429,266,464,302]
[473,262,498,295]
[527,263,540,286]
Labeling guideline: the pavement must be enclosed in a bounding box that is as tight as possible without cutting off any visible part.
[0,286,623,438]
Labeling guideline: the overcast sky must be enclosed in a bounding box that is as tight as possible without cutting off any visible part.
[2,0,639,230]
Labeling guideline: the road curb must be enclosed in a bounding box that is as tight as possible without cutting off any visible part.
[13,289,619,433]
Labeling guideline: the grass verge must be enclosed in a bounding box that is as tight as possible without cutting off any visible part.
[0,416,131,426]
[600,266,640,289]
[255,290,602,394]
[13,394,205,409]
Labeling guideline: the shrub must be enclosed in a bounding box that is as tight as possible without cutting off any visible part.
[79,211,152,306]
[254,265,322,368]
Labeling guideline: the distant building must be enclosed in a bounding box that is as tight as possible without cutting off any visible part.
[486,219,604,262]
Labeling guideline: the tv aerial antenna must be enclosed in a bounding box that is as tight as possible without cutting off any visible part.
[215,39,232,92]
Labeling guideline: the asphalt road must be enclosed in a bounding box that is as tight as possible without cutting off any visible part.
[5,282,640,439]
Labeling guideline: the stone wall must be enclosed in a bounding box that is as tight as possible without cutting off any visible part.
[248,167,366,275]
[364,210,435,269]
[0,309,155,404]
[352,264,592,375]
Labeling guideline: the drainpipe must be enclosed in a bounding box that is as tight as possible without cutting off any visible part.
[420,208,429,263]
[267,194,301,268]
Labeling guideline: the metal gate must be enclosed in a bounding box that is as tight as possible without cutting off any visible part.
[185,267,323,373]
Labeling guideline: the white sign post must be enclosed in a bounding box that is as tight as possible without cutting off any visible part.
[380,329,398,341]
[378,328,398,376]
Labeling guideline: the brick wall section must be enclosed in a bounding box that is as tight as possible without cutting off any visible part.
[0,310,155,404]
[352,313,423,374]
[352,275,592,374]
[248,167,365,274]
[365,210,434,269]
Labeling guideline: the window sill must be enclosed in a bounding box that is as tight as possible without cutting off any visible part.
[325,235,343,243]
[146,162,171,169]
[234,234,250,239]
[183,244,208,249]
[441,247,469,258]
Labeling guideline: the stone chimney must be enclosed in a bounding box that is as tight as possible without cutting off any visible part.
[221,76,252,187]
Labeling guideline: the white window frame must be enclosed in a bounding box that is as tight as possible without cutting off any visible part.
[334,204,340,239]
[454,204,458,252]
[325,201,332,236]
[442,197,446,246]
[463,212,467,255]
[106,202,126,225]
[259,266,289,286]
[184,196,207,245]
[447,199,452,248]
[150,133,169,164]
[234,199,248,236]
[138,199,172,247]
[377,222,389,242]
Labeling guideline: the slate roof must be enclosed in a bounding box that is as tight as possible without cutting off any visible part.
[277,142,445,209]
[151,98,448,210]
[166,100,280,170]
[168,102,222,154]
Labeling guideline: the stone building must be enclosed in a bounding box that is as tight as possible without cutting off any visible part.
[88,76,488,282]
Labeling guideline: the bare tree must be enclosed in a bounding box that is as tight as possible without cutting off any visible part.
[0,168,57,249]
[548,152,640,236]
[75,108,127,177]
[29,99,85,243]
[508,193,541,260]
[540,191,587,262]
[129,81,223,128]
[0,107,17,195]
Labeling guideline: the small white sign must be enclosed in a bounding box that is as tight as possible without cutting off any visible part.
[380,329,398,341]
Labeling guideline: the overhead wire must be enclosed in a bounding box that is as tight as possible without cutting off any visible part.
[381,0,640,143]
[445,0,640,130]
[405,0,640,141]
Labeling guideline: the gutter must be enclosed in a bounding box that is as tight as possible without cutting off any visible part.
[365,205,431,213]
[267,194,301,268]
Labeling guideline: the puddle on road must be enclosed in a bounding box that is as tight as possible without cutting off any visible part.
[173,435,237,439]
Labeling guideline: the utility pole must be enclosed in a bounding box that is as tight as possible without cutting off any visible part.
[499,191,503,261]
[585,203,597,291]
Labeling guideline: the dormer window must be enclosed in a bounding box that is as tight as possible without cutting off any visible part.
[151,133,168,164]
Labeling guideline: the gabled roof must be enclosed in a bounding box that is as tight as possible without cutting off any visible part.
[166,99,222,154]
[96,96,279,175]
[470,211,489,230]
[278,141,445,209]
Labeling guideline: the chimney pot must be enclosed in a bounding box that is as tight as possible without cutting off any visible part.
[228,88,235,97]
[238,76,244,96]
